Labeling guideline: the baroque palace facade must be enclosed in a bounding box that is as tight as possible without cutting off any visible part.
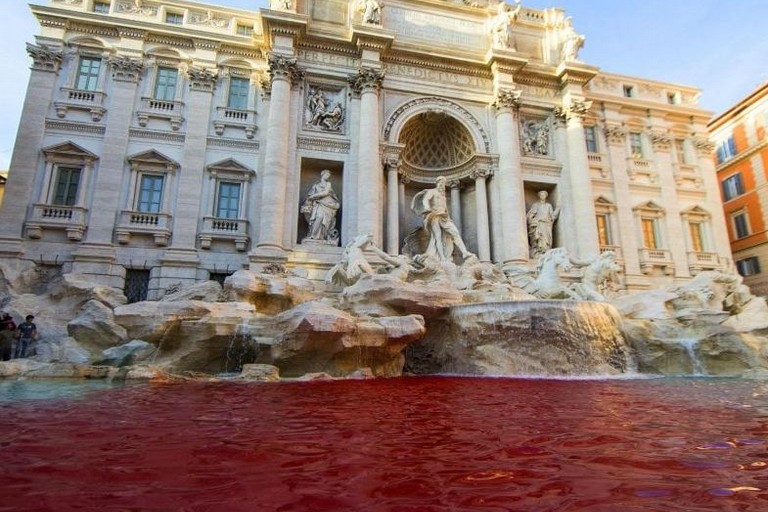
[0,0,730,301]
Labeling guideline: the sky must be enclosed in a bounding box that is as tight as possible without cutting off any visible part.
[1,0,767,170]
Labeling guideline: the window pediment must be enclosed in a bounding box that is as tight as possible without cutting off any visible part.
[127,150,180,172]
[633,201,665,217]
[42,141,98,163]
[207,158,254,182]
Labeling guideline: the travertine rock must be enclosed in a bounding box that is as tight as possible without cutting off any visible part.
[341,274,463,318]
[223,270,317,313]
[161,280,222,303]
[97,340,156,367]
[67,299,128,350]
[238,364,280,382]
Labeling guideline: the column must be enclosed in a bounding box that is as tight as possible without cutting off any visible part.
[563,99,599,259]
[472,169,491,261]
[493,89,528,264]
[448,180,462,234]
[350,67,385,243]
[0,44,63,257]
[385,158,400,255]
[254,54,300,258]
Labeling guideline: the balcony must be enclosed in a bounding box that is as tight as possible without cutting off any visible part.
[199,216,249,251]
[213,107,257,139]
[137,97,184,130]
[638,248,674,275]
[687,251,721,275]
[116,210,172,246]
[674,163,703,189]
[54,87,106,121]
[26,203,88,241]
[627,157,658,184]
[599,245,623,260]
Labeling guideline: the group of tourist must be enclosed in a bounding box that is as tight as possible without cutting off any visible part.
[0,313,38,361]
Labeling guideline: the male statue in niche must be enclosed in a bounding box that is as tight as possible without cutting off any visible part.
[411,176,475,263]
[527,190,560,258]
[301,170,340,245]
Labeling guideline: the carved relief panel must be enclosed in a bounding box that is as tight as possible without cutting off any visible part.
[303,83,346,134]
[520,117,552,158]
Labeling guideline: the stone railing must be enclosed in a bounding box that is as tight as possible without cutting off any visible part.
[627,157,657,184]
[638,247,674,275]
[213,107,257,139]
[687,251,721,275]
[116,210,172,246]
[599,245,623,260]
[137,97,184,130]
[199,216,249,251]
[26,203,88,241]
[54,87,107,121]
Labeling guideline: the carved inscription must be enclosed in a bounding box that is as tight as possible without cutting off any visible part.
[388,64,490,88]
[388,6,486,49]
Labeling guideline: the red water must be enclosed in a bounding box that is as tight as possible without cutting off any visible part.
[1,377,768,511]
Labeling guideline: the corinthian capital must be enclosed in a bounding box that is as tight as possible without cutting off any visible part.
[26,43,63,72]
[564,99,592,120]
[348,66,385,95]
[267,53,303,86]
[108,55,144,83]
[187,66,218,92]
[492,88,522,111]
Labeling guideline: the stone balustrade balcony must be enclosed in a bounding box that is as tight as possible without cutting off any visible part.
[673,163,703,189]
[638,247,674,275]
[199,216,249,251]
[213,107,257,139]
[627,157,658,184]
[687,251,721,275]
[599,245,623,260]
[26,203,88,241]
[137,97,184,130]
[116,210,172,246]
[54,87,107,121]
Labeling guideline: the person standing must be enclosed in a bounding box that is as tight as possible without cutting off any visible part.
[0,313,16,361]
[14,315,37,359]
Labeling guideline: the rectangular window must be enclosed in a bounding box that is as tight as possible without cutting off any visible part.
[137,175,164,213]
[623,85,635,98]
[733,211,750,239]
[236,24,253,36]
[641,218,657,249]
[596,214,611,246]
[675,139,687,164]
[93,2,110,13]
[165,12,184,25]
[227,77,250,110]
[53,167,82,206]
[75,57,102,91]
[124,269,150,304]
[584,126,598,153]
[716,136,737,164]
[667,92,680,105]
[736,256,761,277]
[722,173,744,201]
[629,132,643,158]
[216,182,241,219]
[689,222,704,253]
[154,67,178,101]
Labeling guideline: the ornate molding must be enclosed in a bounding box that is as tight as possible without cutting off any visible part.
[693,136,715,154]
[296,136,350,154]
[108,55,144,83]
[45,119,106,135]
[267,53,303,86]
[117,27,148,40]
[348,66,385,95]
[603,124,627,145]
[492,88,522,111]
[649,130,672,152]
[187,67,218,93]
[129,128,186,144]
[207,137,260,152]
[564,99,592,120]
[471,167,492,180]
[26,43,63,72]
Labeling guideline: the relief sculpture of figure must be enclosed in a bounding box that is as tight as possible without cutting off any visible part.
[527,190,560,258]
[490,0,522,50]
[306,89,344,131]
[357,0,382,25]
[270,0,292,10]
[301,170,340,245]
[560,17,585,62]
[411,176,475,263]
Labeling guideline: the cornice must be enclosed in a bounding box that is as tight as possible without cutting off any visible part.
[556,61,599,87]
[145,34,195,49]
[715,137,768,172]
[384,52,492,79]
[299,39,360,57]
[67,22,120,38]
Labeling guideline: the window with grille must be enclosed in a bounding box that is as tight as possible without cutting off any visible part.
[629,132,643,158]
[92,2,110,13]
[124,269,150,303]
[584,126,598,153]
[75,57,102,91]
[165,12,184,25]
[154,67,178,101]
[732,211,750,239]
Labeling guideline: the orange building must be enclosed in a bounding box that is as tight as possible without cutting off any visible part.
[709,82,768,296]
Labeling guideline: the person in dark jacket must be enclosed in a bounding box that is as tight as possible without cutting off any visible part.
[14,315,37,359]
[0,313,16,361]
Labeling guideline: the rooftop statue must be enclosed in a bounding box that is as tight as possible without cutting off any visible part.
[560,17,585,62]
[490,0,522,50]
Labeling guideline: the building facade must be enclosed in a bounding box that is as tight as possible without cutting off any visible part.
[0,0,731,301]
[709,82,768,296]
